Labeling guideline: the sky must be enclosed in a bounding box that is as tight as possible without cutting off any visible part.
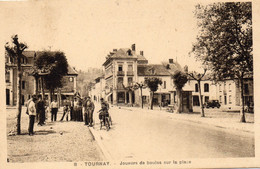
[0,0,210,72]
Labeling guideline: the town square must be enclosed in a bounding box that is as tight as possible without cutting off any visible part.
[1,0,258,168]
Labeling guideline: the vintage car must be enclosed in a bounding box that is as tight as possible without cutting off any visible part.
[204,100,221,108]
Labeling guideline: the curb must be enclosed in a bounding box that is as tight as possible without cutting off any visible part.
[169,114,254,134]
[88,126,113,161]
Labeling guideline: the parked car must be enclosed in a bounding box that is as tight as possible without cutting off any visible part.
[204,100,221,108]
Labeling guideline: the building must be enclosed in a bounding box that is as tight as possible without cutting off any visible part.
[137,64,172,106]
[215,76,253,111]
[89,76,106,102]
[5,50,78,106]
[102,44,148,105]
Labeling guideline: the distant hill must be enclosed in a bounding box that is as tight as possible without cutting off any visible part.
[76,67,103,96]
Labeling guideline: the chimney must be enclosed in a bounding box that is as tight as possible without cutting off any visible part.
[140,51,144,56]
[131,44,136,52]
[184,65,188,73]
[169,59,174,64]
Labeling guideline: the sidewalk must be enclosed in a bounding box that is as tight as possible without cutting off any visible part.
[114,105,254,133]
[6,107,105,162]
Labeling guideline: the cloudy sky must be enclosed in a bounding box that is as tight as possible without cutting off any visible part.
[0,0,210,72]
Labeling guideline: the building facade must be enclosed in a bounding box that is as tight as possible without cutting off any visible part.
[102,44,147,105]
[5,51,78,106]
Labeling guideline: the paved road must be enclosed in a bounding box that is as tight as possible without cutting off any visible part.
[91,103,255,161]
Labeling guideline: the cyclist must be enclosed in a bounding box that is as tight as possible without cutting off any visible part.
[98,98,109,127]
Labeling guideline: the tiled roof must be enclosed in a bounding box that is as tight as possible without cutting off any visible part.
[67,65,78,75]
[137,54,147,61]
[108,48,138,59]
[22,51,36,58]
[137,64,171,76]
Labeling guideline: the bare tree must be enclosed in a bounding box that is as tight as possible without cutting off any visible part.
[5,35,28,135]
[187,69,207,117]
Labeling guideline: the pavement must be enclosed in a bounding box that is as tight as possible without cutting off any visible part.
[6,107,105,163]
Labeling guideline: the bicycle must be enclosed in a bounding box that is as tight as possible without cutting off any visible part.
[99,112,110,131]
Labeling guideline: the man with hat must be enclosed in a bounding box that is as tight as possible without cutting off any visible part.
[28,95,37,136]
[83,96,95,126]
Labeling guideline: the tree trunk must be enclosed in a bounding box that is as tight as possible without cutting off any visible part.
[129,91,133,106]
[41,77,45,101]
[16,57,22,135]
[35,76,39,96]
[150,91,154,110]
[49,89,52,106]
[176,88,182,113]
[140,88,143,109]
[198,80,205,117]
[240,77,246,123]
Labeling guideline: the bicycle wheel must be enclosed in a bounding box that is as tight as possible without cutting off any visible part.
[109,116,112,125]
[100,120,102,130]
[105,117,110,131]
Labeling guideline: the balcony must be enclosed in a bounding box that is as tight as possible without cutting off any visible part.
[117,71,125,76]
[127,71,134,76]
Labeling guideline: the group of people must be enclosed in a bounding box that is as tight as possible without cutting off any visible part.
[59,96,96,127]
[26,95,110,136]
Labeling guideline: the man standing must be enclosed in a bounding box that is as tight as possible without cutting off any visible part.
[83,96,95,126]
[28,96,37,136]
[36,95,45,125]
[50,99,58,121]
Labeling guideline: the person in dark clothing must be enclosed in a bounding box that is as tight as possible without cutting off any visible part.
[36,95,46,125]
[83,96,95,126]
[60,104,70,121]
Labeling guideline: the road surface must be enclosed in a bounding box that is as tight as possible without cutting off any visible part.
[91,103,255,161]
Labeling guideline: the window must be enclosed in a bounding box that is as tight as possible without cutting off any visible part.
[118,77,123,84]
[22,95,25,105]
[118,65,123,71]
[219,84,222,92]
[204,83,209,92]
[128,77,133,85]
[163,81,166,89]
[6,71,10,82]
[195,84,198,92]
[22,81,25,89]
[205,96,209,103]
[229,83,232,92]
[128,64,133,71]
[229,95,232,104]
[244,84,249,94]
[219,96,222,103]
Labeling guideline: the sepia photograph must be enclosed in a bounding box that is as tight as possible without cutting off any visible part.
[0,0,259,168]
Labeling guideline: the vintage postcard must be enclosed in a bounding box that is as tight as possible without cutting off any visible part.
[0,0,259,168]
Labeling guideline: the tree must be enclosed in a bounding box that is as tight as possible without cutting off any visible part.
[187,69,207,117]
[133,82,146,109]
[192,2,252,122]
[122,83,135,107]
[5,35,28,135]
[144,77,162,110]
[35,51,68,104]
[172,70,188,113]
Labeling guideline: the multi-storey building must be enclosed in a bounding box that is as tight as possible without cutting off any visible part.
[137,64,172,106]
[89,76,106,102]
[215,76,253,111]
[5,50,78,106]
[102,44,147,105]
